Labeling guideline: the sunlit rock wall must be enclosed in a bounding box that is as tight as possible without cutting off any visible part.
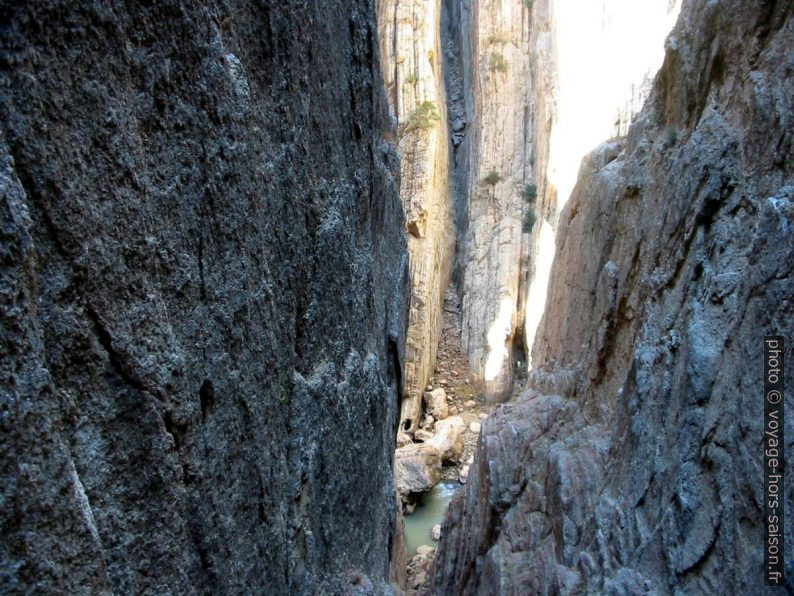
[450,0,533,401]
[379,0,455,433]
[523,0,682,365]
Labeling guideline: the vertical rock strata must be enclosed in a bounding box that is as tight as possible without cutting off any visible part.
[378,0,456,433]
[435,0,793,593]
[0,2,409,593]
[447,0,533,401]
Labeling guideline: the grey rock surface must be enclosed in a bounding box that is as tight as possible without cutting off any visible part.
[395,444,442,500]
[423,387,449,421]
[0,2,408,594]
[427,415,464,463]
[389,490,409,590]
[434,0,793,593]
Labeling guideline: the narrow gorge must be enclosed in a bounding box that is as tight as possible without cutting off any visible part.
[1,0,791,594]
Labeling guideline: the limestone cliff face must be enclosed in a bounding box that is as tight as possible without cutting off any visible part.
[379,0,455,433]
[0,2,408,593]
[523,0,681,366]
[435,0,793,593]
[447,0,533,401]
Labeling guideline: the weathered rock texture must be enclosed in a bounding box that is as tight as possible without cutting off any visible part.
[0,2,409,593]
[395,444,442,501]
[522,0,682,365]
[435,0,793,593]
[427,414,465,463]
[445,0,533,401]
[378,0,455,434]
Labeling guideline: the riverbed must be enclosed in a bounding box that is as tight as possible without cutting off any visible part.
[403,482,458,556]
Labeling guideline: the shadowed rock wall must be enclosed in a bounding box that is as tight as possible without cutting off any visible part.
[0,1,408,593]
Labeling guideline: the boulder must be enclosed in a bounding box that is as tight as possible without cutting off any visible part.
[395,444,441,498]
[463,399,476,409]
[423,388,449,420]
[459,465,470,484]
[431,524,442,541]
[468,421,481,433]
[414,429,435,443]
[416,545,435,557]
[407,546,436,591]
[396,432,413,448]
[427,416,465,463]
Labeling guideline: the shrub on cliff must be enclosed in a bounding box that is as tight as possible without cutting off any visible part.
[398,101,440,138]
[486,32,512,45]
[489,53,508,74]
[482,170,503,186]
[522,209,536,233]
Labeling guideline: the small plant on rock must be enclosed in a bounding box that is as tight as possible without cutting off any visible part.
[486,31,512,45]
[522,183,537,201]
[482,170,503,187]
[278,385,289,405]
[398,100,440,138]
[488,52,509,74]
[522,209,537,233]
[481,170,503,202]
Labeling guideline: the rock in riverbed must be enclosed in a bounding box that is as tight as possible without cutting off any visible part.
[395,444,441,501]
[407,546,437,591]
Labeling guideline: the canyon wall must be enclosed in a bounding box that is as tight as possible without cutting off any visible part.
[0,2,409,593]
[378,0,455,433]
[445,0,533,401]
[523,0,682,366]
[435,0,793,592]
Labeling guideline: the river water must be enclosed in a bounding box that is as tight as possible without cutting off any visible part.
[403,482,458,556]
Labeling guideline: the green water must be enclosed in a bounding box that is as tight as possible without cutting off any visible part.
[403,482,458,556]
